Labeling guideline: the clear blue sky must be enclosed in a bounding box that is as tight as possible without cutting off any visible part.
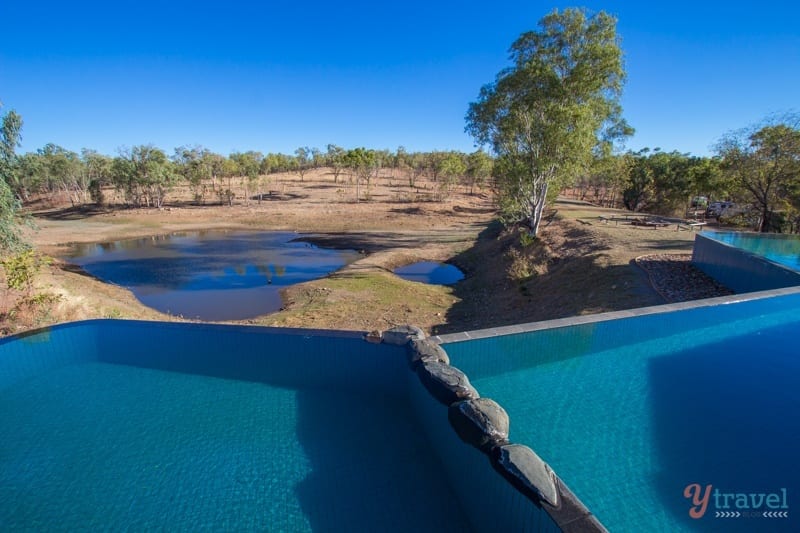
[1,1,798,157]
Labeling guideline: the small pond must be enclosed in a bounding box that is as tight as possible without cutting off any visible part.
[65,231,360,320]
[393,262,464,285]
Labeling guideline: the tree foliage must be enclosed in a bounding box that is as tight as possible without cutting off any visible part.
[466,150,494,194]
[466,8,631,235]
[0,105,25,254]
[436,151,467,199]
[716,114,800,232]
[343,147,377,202]
[112,145,178,208]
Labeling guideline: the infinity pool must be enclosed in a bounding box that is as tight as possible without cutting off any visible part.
[439,291,800,532]
[702,231,800,272]
[0,321,556,532]
[0,322,475,531]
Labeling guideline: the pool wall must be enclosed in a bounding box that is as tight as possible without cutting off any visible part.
[0,320,568,532]
[692,232,800,292]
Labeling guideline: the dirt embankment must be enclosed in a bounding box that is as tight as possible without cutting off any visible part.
[4,170,713,336]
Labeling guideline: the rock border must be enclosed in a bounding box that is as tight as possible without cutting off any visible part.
[371,325,607,532]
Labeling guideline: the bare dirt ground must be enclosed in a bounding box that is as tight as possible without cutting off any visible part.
[5,169,714,336]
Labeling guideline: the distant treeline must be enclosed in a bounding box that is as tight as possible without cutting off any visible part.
[7,144,495,208]
[572,114,800,233]
[5,122,800,235]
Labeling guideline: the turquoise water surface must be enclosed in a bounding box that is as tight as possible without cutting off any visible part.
[443,294,800,532]
[703,231,800,272]
[0,322,471,532]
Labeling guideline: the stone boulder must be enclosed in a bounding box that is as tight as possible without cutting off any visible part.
[448,398,510,452]
[416,361,478,405]
[382,325,425,345]
[491,444,559,508]
[407,338,450,369]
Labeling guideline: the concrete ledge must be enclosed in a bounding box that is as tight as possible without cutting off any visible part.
[432,285,800,345]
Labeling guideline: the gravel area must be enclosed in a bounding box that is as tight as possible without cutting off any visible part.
[635,254,734,303]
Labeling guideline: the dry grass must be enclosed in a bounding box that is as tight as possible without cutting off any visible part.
[435,202,697,334]
[4,175,705,336]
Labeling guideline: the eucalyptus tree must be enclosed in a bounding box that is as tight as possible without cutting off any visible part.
[687,157,725,203]
[173,146,215,204]
[622,149,655,211]
[37,144,86,206]
[466,8,631,236]
[310,147,323,168]
[11,152,43,201]
[465,149,494,194]
[584,150,631,208]
[82,149,113,205]
[425,151,446,182]
[218,156,239,206]
[0,105,25,253]
[648,150,694,214]
[262,152,297,177]
[343,147,376,202]
[112,145,178,208]
[407,152,428,188]
[395,146,409,175]
[230,151,263,203]
[436,151,467,199]
[294,146,311,181]
[326,144,346,183]
[716,114,800,232]
[373,149,393,178]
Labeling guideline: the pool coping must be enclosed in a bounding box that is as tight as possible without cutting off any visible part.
[0,318,369,346]
[430,285,800,344]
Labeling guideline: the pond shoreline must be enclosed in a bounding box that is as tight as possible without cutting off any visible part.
[62,230,363,321]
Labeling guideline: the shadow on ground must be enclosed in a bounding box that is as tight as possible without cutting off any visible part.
[32,205,110,221]
[435,220,665,335]
[638,238,695,251]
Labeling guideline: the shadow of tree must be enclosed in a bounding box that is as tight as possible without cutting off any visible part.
[32,205,110,221]
[436,221,664,335]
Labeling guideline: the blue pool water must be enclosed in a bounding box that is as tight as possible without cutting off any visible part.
[703,231,800,272]
[442,293,800,532]
[0,322,473,531]
[65,231,359,320]
[394,262,464,285]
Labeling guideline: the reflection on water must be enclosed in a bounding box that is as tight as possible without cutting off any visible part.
[66,231,359,320]
[704,231,800,271]
[393,262,464,285]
